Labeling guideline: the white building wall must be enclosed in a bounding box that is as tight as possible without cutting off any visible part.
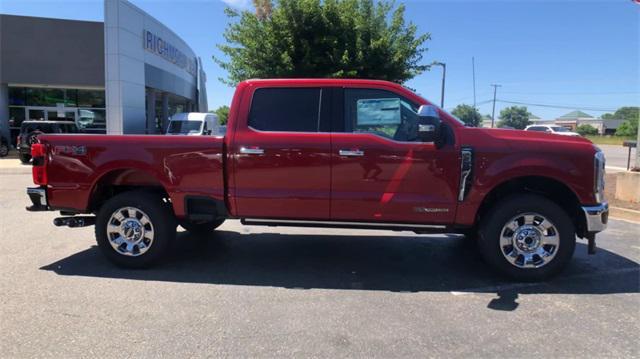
[104,0,200,134]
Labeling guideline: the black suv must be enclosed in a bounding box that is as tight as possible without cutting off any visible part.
[18,121,78,163]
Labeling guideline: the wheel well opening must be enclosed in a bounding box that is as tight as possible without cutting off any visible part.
[476,176,586,237]
[88,169,171,213]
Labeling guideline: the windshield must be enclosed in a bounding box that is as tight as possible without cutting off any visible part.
[551,126,570,132]
[167,121,202,134]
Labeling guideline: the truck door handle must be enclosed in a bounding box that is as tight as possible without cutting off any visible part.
[240,147,265,155]
[339,149,364,157]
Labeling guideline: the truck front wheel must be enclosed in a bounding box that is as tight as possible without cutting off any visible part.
[95,191,176,268]
[478,194,576,281]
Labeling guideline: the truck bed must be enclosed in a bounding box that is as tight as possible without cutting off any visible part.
[37,134,225,218]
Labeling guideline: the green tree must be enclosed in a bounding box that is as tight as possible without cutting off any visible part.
[576,124,598,136]
[616,120,638,137]
[451,104,482,127]
[213,105,230,125]
[611,107,639,137]
[215,0,430,85]
[497,106,531,129]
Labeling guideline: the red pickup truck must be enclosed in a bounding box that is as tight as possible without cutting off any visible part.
[26,79,608,280]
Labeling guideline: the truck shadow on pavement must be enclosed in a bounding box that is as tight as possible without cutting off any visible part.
[41,230,639,311]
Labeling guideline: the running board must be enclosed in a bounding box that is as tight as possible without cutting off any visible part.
[240,218,449,234]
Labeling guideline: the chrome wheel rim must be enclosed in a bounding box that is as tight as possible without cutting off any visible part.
[106,207,154,257]
[499,213,559,269]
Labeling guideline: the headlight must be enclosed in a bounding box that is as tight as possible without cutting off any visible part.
[594,150,605,203]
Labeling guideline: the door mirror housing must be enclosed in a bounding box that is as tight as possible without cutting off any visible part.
[416,105,442,143]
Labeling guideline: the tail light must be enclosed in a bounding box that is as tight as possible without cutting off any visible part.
[31,143,48,185]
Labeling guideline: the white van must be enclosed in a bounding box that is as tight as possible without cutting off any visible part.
[166,113,221,136]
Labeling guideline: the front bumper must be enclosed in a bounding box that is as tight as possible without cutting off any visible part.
[26,187,49,211]
[581,202,608,233]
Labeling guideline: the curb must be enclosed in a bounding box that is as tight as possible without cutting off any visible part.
[0,167,32,175]
[610,206,640,223]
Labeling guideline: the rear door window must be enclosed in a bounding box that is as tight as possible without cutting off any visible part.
[248,88,321,132]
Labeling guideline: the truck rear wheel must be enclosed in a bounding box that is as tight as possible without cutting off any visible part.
[95,191,176,268]
[179,219,225,234]
[478,194,575,281]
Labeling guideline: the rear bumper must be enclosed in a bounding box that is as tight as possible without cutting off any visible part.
[581,202,608,233]
[26,187,49,211]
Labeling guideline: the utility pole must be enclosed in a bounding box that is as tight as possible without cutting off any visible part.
[431,62,446,108]
[490,84,501,128]
[472,57,476,109]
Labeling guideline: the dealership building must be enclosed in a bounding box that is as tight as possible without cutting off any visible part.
[0,0,208,144]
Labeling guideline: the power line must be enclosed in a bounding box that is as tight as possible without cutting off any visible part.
[496,99,618,112]
[499,91,640,96]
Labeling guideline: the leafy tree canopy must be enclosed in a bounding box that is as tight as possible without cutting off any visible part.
[602,107,639,137]
[213,105,230,125]
[601,107,639,122]
[576,124,598,136]
[497,106,531,130]
[215,0,430,85]
[451,104,482,127]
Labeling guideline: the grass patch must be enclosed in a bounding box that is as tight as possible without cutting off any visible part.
[585,135,636,146]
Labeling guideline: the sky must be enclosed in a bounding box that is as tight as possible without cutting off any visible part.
[1,0,639,119]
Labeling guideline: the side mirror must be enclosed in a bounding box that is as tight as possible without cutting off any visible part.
[416,105,442,143]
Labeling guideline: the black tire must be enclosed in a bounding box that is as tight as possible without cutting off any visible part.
[95,191,176,268]
[478,194,576,281]
[180,219,225,234]
[19,153,31,164]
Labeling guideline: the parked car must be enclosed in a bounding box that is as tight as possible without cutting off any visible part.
[25,79,607,281]
[0,135,9,157]
[166,113,221,136]
[525,125,581,136]
[17,120,78,163]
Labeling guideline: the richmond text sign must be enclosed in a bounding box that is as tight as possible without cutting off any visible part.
[143,30,197,77]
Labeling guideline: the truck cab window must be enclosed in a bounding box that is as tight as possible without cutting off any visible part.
[344,89,420,141]
[249,88,321,132]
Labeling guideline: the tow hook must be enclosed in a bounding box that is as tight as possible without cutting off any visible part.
[53,216,96,228]
[586,234,596,255]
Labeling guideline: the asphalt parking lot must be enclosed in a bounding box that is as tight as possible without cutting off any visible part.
[1,172,639,358]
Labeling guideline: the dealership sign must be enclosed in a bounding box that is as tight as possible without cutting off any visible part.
[143,30,197,77]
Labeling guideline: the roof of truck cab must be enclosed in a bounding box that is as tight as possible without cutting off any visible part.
[238,78,428,104]
[242,78,407,87]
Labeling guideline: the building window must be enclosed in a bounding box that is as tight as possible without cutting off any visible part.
[26,88,65,106]
[9,88,26,106]
[9,107,25,128]
[77,89,106,108]
[7,86,106,134]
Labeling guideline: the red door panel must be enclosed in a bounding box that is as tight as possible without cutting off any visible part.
[331,133,459,224]
[233,130,331,219]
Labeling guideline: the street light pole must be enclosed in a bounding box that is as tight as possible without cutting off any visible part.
[490,84,501,128]
[432,62,446,108]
